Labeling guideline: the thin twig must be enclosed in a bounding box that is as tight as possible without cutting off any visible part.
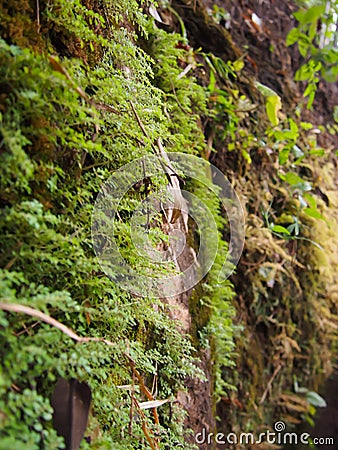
[133,398,159,450]
[129,371,136,436]
[170,80,191,115]
[128,101,185,224]
[0,302,117,347]
[4,242,23,270]
[129,100,152,142]
[260,364,282,404]
[126,355,160,425]
[16,321,40,337]
[36,0,40,32]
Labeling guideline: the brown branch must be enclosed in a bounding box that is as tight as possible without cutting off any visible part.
[129,100,152,142]
[36,0,40,32]
[141,420,158,450]
[132,398,159,450]
[0,302,117,348]
[260,364,282,404]
[126,355,160,425]
[128,101,186,224]
[129,371,136,436]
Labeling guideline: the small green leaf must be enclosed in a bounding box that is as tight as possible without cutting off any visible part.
[255,81,278,98]
[295,64,311,81]
[300,122,313,130]
[304,208,324,220]
[306,90,315,109]
[266,95,282,126]
[304,83,315,98]
[208,70,216,91]
[303,5,325,24]
[289,118,298,134]
[241,149,252,164]
[308,404,317,416]
[279,147,291,165]
[279,171,304,186]
[306,416,316,428]
[303,193,316,209]
[286,28,299,46]
[306,391,327,408]
[232,59,244,72]
[334,106,338,123]
[309,148,325,156]
[293,9,306,23]
[271,225,291,235]
[298,38,309,57]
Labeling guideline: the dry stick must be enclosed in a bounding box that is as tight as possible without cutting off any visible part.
[124,346,160,447]
[0,302,117,348]
[141,422,158,450]
[151,362,158,399]
[129,100,152,142]
[156,137,184,224]
[126,356,160,425]
[16,321,40,337]
[132,398,159,450]
[260,364,282,404]
[36,0,40,32]
[129,371,136,436]
[5,242,23,270]
[4,255,18,271]
[129,100,185,224]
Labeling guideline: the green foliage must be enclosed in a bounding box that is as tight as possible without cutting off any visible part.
[46,0,108,47]
[208,5,231,26]
[255,81,282,126]
[293,376,327,426]
[262,115,329,238]
[286,0,338,106]
[206,55,256,164]
[146,27,208,154]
